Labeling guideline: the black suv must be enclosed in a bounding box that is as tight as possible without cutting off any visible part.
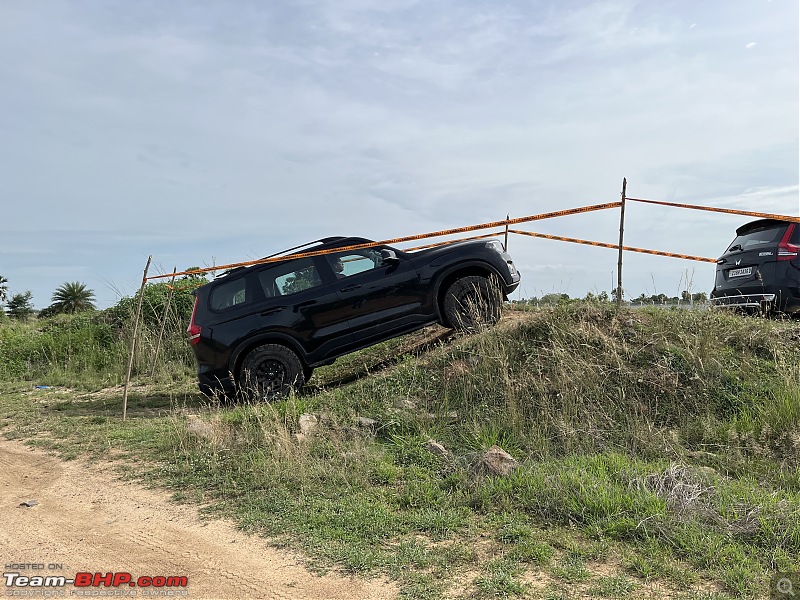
[188,236,520,397]
[710,218,800,315]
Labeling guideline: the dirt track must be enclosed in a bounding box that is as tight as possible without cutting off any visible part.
[0,438,397,600]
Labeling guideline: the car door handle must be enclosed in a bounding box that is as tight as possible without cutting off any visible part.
[260,306,285,316]
[292,300,316,312]
[340,284,362,292]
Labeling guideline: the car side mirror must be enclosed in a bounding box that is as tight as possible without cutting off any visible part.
[380,249,400,265]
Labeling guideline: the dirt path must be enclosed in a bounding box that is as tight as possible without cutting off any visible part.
[0,438,397,600]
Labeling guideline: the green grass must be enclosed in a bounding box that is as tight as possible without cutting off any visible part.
[2,303,799,599]
[591,575,640,597]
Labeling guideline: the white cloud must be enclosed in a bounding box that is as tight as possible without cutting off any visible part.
[0,0,796,307]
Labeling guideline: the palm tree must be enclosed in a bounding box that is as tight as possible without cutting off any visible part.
[51,281,96,314]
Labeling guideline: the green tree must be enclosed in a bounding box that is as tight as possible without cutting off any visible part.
[540,293,570,305]
[0,275,8,304]
[105,268,207,328]
[584,291,611,303]
[48,281,96,314]
[281,266,319,295]
[7,291,34,320]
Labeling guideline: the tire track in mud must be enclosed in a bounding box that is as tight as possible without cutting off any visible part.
[0,438,396,600]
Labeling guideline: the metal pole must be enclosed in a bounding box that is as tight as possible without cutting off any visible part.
[617,178,627,310]
[123,256,151,420]
[503,214,510,251]
[149,267,177,378]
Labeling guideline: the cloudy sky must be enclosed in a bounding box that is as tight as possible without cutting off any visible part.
[1,0,797,308]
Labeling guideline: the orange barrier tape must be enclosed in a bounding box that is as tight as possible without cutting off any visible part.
[508,230,716,263]
[146,202,621,281]
[403,232,505,252]
[156,233,507,289]
[627,197,800,223]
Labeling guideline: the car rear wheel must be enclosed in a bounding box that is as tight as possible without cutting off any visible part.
[239,344,305,400]
[442,275,501,332]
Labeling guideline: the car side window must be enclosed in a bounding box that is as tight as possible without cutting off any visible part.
[210,277,247,310]
[327,250,383,279]
[258,258,322,297]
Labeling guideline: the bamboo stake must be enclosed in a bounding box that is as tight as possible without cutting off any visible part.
[149,267,177,378]
[123,256,151,420]
[503,214,510,252]
[616,178,627,310]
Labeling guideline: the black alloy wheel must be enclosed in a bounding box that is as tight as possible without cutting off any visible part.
[239,343,305,400]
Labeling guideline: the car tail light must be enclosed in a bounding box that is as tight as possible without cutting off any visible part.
[187,297,201,345]
[778,224,799,261]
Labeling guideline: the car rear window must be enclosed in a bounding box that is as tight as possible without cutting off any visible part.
[259,258,322,297]
[791,224,800,245]
[727,224,786,251]
[210,277,247,311]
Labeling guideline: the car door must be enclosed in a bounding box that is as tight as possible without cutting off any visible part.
[323,248,426,344]
[252,256,354,359]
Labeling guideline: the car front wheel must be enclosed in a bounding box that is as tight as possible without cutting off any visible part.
[239,344,305,400]
[442,275,502,332]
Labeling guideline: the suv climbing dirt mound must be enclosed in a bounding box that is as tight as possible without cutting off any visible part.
[188,236,520,399]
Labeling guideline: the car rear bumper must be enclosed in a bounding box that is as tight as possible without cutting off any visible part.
[710,285,800,313]
[197,368,236,396]
[709,293,776,310]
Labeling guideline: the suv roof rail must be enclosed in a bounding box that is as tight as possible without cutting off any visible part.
[262,236,347,260]
[215,237,348,279]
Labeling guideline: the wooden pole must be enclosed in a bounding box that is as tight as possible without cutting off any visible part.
[149,267,177,378]
[617,178,627,310]
[123,256,151,420]
[503,214,510,252]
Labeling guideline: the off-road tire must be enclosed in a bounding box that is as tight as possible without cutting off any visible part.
[239,344,305,401]
[442,275,502,333]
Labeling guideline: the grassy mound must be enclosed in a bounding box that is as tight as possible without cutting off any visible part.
[2,303,799,599]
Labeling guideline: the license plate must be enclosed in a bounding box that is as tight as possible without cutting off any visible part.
[728,267,752,278]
